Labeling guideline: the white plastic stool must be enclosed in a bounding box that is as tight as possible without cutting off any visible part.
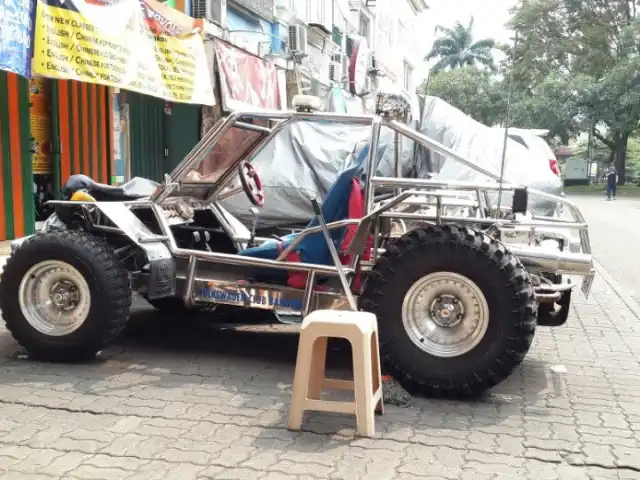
[288,310,383,437]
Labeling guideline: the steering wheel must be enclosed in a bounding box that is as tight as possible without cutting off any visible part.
[238,161,265,207]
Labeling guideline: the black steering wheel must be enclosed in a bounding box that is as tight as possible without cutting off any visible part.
[238,160,265,207]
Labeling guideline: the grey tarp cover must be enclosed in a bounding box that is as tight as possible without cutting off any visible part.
[221,120,420,227]
[221,95,561,227]
[416,96,562,214]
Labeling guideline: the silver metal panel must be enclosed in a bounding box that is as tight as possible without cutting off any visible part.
[191,279,354,313]
[95,202,172,262]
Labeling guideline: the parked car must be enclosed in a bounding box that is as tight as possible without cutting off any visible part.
[491,128,564,217]
[506,128,561,175]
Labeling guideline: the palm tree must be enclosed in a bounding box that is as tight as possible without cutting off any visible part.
[425,17,497,73]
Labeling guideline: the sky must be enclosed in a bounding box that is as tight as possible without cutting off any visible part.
[414,0,518,77]
[423,0,517,45]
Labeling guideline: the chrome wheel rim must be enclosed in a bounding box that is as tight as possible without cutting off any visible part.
[402,272,489,358]
[18,260,91,336]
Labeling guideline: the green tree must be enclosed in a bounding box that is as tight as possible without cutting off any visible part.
[418,66,505,125]
[507,0,640,183]
[425,18,497,73]
[508,73,583,145]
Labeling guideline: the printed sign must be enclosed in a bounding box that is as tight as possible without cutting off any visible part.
[0,0,35,77]
[214,39,280,111]
[194,280,304,312]
[32,0,214,105]
[29,76,53,173]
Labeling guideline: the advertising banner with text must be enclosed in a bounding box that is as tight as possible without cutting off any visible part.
[0,0,35,77]
[32,0,214,105]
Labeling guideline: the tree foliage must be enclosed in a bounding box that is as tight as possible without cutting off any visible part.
[507,0,640,183]
[420,3,640,182]
[425,18,497,73]
[418,67,505,126]
[508,73,584,145]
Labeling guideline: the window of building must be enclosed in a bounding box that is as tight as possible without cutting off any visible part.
[397,20,406,41]
[359,13,370,42]
[403,61,412,91]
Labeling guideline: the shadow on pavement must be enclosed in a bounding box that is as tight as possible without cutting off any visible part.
[0,305,555,445]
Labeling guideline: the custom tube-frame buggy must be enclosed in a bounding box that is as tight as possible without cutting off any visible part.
[0,94,595,397]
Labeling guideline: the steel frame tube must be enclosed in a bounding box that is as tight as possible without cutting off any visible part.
[364,117,382,213]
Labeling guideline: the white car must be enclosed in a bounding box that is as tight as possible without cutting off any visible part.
[500,128,564,217]
[506,128,561,175]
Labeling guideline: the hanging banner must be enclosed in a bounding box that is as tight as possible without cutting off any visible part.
[32,0,215,105]
[0,0,35,77]
[29,76,53,173]
[214,40,280,111]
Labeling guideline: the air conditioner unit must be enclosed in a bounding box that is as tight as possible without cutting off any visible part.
[329,61,342,83]
[190,0,207,19]
[288,24,308,56]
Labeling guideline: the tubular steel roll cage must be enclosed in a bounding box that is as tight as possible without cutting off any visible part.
[53,108,596,315]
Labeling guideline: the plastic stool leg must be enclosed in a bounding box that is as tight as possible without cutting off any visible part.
[307,336,328,400]
[352,335,376,437]
[371,331,383,415]
[288,334,315,430]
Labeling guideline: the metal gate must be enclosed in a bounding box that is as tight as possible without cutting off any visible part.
[128,92,166,181]
[0,71,35,240]
[51,80,111,190]
[128,92,201,182]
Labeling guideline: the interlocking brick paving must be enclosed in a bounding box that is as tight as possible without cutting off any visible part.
[0,271,638,479]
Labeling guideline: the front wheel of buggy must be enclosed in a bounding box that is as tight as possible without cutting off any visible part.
[360,225,537,398]
[0,231,132,362]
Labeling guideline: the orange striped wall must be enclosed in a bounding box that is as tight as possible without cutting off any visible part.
[55,80,111,186]
[0,71,35,240]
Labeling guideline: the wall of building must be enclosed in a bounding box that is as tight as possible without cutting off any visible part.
[373,0,427,92]
[226,2,276,56]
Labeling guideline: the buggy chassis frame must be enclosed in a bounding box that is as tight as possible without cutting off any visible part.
[47,109,596,316]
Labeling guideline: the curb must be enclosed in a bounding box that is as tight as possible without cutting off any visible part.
[593,258,640,320]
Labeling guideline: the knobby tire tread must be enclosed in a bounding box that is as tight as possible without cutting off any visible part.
[360,224,537,398]
[0,230,131,361]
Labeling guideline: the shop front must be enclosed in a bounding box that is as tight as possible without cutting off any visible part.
[30,0,215,186]
[0,71,35,240]
[0,0,37,239]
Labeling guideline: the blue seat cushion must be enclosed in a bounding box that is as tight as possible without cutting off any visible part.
[239,165,360,266]
[239,233,297,261]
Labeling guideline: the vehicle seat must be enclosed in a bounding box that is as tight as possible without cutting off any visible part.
[62,174,159,201]
[238,162,372,290]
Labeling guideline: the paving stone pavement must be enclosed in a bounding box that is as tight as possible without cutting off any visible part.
[0,270,639,480]
[570,195,640,304]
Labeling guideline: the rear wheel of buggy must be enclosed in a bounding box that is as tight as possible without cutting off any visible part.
[0,231,131,362]
[360,225,537,398]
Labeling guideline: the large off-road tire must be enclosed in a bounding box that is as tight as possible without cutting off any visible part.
[0,231,131,361]
[361,225,537,398]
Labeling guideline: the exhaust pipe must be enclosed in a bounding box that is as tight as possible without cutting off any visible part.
[509,246,593,276]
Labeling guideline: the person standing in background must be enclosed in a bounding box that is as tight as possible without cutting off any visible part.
[606,165,618,200]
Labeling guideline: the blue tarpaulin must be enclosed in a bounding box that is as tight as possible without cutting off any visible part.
[0,0,34,77]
